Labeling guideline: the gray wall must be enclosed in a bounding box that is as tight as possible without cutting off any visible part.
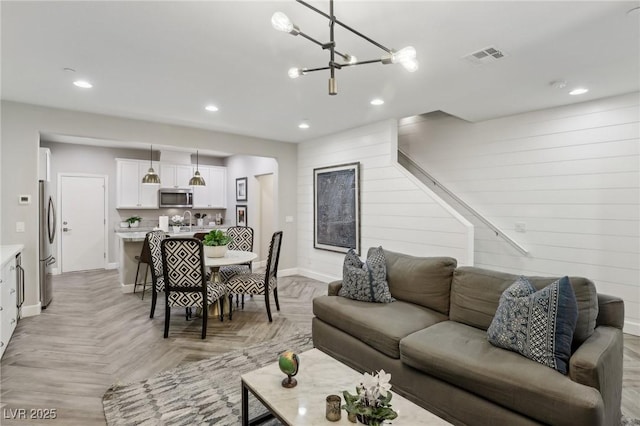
[1,101,298,313]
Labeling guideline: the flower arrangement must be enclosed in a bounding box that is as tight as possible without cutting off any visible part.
[342,370,398,425]
[170,215,184,226]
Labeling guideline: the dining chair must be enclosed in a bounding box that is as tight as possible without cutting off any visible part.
[161,238,226,339]
[225,231,282,322]
[146,230,168,318]
[219,226,254,308]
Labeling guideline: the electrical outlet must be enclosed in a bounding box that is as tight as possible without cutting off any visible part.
[16,221,25,232]
[285,216,294,223]
[515,222,526,233]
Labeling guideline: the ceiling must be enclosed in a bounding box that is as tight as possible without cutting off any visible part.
[2,1,639,144]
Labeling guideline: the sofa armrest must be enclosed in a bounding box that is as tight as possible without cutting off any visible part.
[596,294,624,329]
[328,280,343,296]
[569,326,623,425]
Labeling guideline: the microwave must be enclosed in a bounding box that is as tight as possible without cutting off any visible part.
[159,188,193,208]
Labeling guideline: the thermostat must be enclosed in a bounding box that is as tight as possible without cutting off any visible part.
[19,195,31,205]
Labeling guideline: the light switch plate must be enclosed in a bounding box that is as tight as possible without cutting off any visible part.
[285,216,294,223]
[16,222,25,232]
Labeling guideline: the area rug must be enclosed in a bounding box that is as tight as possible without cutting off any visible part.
[103,333,313,425]
[103,333,640,426]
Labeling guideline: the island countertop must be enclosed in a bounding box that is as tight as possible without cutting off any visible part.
[115,227,227,242]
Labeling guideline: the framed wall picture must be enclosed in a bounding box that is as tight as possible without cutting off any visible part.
[236,205,247,226]
[313,162,360,255]
[236,177,248,202]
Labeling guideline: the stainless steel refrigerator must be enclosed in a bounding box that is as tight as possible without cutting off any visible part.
[39,180,56,308]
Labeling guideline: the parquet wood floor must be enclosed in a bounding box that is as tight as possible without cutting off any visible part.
[0,269,638,424]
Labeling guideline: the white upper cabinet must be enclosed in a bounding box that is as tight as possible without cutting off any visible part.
[116,159,159,209]
[117,158,226,209]
[160,164,193,189]
[193,166,227,209]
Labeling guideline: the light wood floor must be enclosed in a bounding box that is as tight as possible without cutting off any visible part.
[0,269,638,425]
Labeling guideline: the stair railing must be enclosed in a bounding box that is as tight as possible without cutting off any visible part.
[398,149,529,255]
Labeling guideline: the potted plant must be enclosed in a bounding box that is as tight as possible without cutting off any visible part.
[170,215,183,233]
[342,370,398,425]
[202,229,232,258]
[194,213,207,228]
[125,216,142,228]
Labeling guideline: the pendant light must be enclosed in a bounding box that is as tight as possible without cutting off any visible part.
[189,150,206,186]
[142,145,161,185]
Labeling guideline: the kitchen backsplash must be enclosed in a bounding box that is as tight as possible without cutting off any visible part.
[117,208,226,228]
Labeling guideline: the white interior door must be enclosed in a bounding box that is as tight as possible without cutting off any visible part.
[60,175,106,272]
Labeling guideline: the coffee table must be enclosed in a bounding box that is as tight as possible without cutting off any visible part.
[241,348,452,425]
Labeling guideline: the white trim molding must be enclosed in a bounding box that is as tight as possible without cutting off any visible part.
[624,321,640,337]
[20,302,42,318]
[296,268,339,284]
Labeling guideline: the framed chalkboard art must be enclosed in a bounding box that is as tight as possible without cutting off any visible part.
[313,162,360,255]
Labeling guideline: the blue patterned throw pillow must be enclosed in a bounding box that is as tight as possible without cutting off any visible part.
[487,276,578,374]
[339,247,395,303]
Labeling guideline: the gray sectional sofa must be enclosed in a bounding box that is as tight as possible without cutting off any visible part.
[312,249,625,426]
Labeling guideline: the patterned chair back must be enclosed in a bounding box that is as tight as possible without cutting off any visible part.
[146,230,168,285]
[265,231,283,282]
[161,238,207,297]
[226,226,254,252]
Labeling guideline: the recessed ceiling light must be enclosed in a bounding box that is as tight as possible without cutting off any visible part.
[569,88,589,95]
[73,80,92,89]
[205,105,219,112]
[298,122,310,129]
[370,98,384,106]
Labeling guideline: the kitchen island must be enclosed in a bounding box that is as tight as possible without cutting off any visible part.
[115,227,226,293]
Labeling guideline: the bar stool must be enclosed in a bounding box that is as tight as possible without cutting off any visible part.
[133,236,152,299]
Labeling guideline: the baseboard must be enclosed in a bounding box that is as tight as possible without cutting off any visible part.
[20,302,42,318]
[253,260,266,268]
[52,267,59,275]
[278,268,299,277]
[296,268,340,283]
[106,262,119,270]
[121,282,136,294]
[624,320,640,337]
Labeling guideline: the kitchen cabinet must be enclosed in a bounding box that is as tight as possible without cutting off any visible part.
[193,166,227,208]
[0,252,18,359]
[159,164,193,189]
[116,159,159,209]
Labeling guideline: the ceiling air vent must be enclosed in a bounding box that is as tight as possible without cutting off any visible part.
[463,46,508,65]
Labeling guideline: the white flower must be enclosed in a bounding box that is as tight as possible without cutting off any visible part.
[376,369,392,395]
[171,215,183,225]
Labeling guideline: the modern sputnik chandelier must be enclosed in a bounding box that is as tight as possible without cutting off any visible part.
[272,0,418,95]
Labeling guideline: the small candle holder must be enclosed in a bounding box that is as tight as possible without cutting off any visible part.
[325,394,341,422]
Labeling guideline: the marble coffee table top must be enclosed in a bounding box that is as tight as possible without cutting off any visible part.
[241,348,452,425]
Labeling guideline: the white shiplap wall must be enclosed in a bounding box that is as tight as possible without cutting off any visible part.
[297,120,473,283]
[398,92,640,335]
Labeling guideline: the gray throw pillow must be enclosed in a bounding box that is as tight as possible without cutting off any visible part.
[487,276,578,374]
[339,247,395,303]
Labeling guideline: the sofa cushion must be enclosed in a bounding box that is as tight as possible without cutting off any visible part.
[313,295,447,359]
[450,267,598,346]
[487,276,578,374]
[376,249,456,315]
[339,247,394,303]
[400,321,604,426]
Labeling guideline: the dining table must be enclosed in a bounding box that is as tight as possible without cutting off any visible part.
[204,250,258,317]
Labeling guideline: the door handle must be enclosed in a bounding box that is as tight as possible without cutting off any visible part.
[46,257,57,266]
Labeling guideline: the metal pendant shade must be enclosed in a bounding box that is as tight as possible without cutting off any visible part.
[189,150,206,186]
[142,145,161,185]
